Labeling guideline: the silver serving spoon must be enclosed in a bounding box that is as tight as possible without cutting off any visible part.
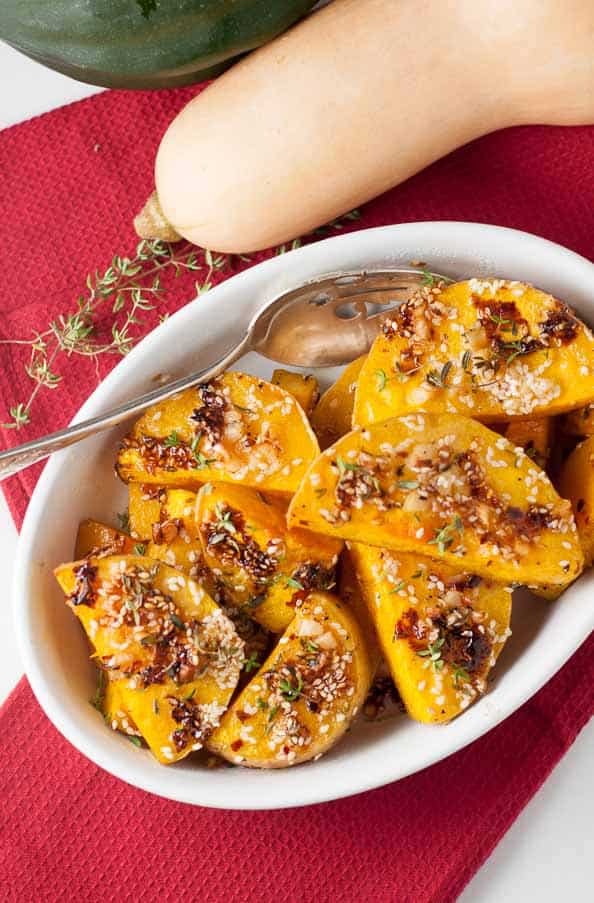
[0,267,448,480]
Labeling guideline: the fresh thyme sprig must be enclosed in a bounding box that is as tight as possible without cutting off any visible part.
[426,360,453,389]
[1,209,362,432]
[417,636,445,671]
[428,515,464,554]
[0,239,211,430]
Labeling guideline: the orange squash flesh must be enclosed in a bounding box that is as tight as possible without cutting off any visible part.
[558,435,594,566]
[504,418,553,471]
[55,555,244,764]
[196,482,342,633]
[75,519,136,559]
[311,355,366,449]
[207,592,372,767]
[287,413,583,587]
[354,280,594,427]
[116,371,319,496]
[271,369,319,417]
[348,543,512,724]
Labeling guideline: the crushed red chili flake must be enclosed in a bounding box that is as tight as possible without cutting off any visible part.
[68,562,98,607]
[202,505,278,584]
[540,303,578,344]
[335,463,383,510]
[168,696,218,752]
[190,383,227,445]
[120,434,197,473]
[291,561,336,592]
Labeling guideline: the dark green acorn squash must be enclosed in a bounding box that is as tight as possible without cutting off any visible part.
[0,0,317,89]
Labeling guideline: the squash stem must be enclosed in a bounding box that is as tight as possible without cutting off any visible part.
[134,191,181,242]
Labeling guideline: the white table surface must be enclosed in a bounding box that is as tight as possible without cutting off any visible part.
[0,39,591,901]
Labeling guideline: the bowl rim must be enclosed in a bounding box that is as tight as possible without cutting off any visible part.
[13,220,594,809]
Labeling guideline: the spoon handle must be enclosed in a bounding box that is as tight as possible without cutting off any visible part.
[0,335,251,481]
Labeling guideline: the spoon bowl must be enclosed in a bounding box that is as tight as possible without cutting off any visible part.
[250,269,444,367]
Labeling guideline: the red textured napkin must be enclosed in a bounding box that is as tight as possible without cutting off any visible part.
[0,87,593,903]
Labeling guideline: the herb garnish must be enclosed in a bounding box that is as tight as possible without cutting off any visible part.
[417,636,445,670]
[133,543,147,555]
[453,665,470,686]
[243,652,260,673]
[1,210,361,431]
[428,516,464,554]
[90,670,106,713]
[245,593,266,610]
[170,612,184,630]
[163,430,180,447]
[397,479,419,491]
[375,369,389,391]
[426,361,453,389]
[190,434,215,470]
[279,669,303,702]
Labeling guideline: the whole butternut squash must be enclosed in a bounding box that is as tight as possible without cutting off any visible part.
[145,0,594,252]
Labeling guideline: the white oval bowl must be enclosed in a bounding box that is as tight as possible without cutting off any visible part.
[13,222,594,809]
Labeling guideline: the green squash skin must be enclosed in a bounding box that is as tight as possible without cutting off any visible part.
[0,0,317,89]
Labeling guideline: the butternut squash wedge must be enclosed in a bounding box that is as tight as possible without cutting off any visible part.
[287,413,583,587]
[116,372,319,496]
[339,549,382,672]
[101,678,141,740]
[311,355,366,449]
[504,417,553,471]
[75,519,136,559]
[55,555,244,763]
[354,280,594,426]
[348,544,512,724]
[127,483,272,669]
[196,483,342,633]
[271,369,319,417]
[558,435,594,566]
[207,591,372,767]
[128,484,210,582]
[563,403,594,437]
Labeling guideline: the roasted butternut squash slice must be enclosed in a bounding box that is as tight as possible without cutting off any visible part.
[101,678,142,740]
[127,483,272,669]
[196,483,342,633]
[354,280,594,426]
[128,484,211,581]
[504,417,553,471]
[207,592,372,767]
[339,550,382,672]
[75,519,136,559]
[116,372,319,495]
[311,355,366,449]
[287,413,583,587]
[563,403,594,437]
[55,555,244,763]
[558,435,594,566]
[348,544,512,724]
[271,369,319,417]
